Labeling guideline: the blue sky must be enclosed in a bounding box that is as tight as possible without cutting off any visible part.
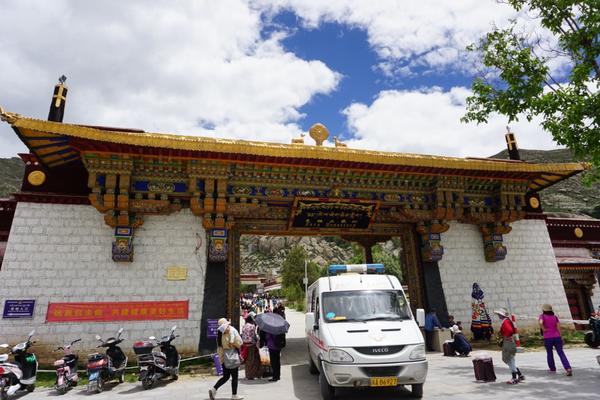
[0,0,564,158]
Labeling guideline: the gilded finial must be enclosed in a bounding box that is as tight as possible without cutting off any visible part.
[309,123,329,146]
[59,75,67,84]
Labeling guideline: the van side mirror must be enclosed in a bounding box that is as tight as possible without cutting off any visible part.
[416,308,425,327]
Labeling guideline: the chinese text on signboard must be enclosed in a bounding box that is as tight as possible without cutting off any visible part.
[3,300,35,319]
[46,301,188,322]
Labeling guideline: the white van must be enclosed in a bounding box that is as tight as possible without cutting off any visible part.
[305,264,427,399]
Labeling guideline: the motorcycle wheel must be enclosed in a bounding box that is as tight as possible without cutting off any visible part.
[584,332,599,348]
[142,378,153,390]
[57,386,68,395]
[26,384,35,393]
[172,374,178,381]
[0,390,7,400]
[97,377,104,393]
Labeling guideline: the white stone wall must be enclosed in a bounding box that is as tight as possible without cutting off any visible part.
[438,220,571,331]
[0,202,206,359]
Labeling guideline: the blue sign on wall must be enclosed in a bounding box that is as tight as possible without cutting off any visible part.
[207,318,219,339]
[3,300,35,319]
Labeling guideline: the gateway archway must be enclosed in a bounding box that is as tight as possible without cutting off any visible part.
[0,82,587,356]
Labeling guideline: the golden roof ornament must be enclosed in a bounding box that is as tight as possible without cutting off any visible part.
[309,123,329,146]
[0,105,20,124]
[334,136,347,148]
[291,133,305,144]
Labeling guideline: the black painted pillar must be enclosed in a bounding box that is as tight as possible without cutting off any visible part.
[421,260,450,327]
[198,260,227,355]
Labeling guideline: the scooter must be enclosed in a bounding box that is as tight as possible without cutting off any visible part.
[0,330,38,400]
[133,325,180,390]
[584,313,600,348]
[87,328,127,393]
[53,338,81,394]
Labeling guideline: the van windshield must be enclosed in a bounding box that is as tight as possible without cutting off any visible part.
[321,290,411,323]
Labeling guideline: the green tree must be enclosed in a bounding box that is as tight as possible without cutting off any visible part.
[343,242,403,282]
[281,245,320,297]
[463,1,600,180]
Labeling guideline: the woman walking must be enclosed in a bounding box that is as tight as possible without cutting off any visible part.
[209,318,244,400]
[494,308,525,384]
[539,304,572,376]
[241,312,262,380]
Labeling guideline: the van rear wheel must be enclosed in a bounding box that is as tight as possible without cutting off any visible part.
[411,383,423,398]
[319,368,335,400]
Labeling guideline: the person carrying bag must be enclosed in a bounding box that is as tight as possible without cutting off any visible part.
[209,318,244,400]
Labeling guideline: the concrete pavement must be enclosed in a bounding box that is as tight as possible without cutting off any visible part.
[15,310,600,400]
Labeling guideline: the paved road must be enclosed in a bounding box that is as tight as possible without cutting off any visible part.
[16,310,600,400]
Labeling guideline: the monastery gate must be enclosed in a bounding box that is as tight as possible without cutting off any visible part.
[0,81,589,357]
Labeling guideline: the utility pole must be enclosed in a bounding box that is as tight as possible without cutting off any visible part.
[303,259,308,305]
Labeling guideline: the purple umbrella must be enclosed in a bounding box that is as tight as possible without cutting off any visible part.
[255,312,290,335]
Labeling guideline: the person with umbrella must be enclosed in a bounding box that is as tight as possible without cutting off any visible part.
[255,312,289,382]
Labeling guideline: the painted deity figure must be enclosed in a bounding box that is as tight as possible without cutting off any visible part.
[470,283,493,341]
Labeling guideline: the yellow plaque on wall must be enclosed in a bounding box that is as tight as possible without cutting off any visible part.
[166,266,188,281]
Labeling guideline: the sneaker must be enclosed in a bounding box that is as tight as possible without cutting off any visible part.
[209,388,216,400]
[506,379,519,385]
[232,395,244,400]
[518,375,525,382]
[547,369,556,373]
[566,369,573,376]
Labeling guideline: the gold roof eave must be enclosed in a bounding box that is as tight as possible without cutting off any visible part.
[7,115,589,175]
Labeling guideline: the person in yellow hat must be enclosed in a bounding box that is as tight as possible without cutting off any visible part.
[538,304,572,376]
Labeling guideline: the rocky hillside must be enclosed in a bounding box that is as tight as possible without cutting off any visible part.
[490,149,600,218]
[240,235,355,274]
[0,157,24,198]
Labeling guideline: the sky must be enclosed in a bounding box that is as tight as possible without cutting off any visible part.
[0,0,566,159]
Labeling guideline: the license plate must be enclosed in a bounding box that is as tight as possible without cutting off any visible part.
[370,377,397,387]
[89,371,99,381]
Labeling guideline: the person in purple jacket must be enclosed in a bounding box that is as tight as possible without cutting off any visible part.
[538,304,572,376]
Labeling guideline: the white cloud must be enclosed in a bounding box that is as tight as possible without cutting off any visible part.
[342,87,560,158]
[256,0,520,72]
[0,0,340,157]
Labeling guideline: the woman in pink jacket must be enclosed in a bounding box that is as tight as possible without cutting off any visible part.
[538,304,572,376]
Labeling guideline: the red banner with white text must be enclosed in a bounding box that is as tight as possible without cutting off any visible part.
[46,301,189,322]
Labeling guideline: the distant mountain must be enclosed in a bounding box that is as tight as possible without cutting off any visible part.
[0,157,24,198]
[489,149,600,218]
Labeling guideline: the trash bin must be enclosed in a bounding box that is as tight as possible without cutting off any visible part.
[443,340,455,357]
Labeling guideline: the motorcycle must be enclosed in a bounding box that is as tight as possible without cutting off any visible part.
[87,328,128,393]
[133,325,181,390]
[0,330,38,400]
[53,338,81,394]
[584,313,600,348]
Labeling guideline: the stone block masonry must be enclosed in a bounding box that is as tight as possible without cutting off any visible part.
[0,202,207,362]
[438,220,572,332]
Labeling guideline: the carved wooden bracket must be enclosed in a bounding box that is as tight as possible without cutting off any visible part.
[479,222,511,262]
[416,220,449,262]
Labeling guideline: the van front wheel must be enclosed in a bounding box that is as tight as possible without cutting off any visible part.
[319,369,335,400]
[308,353,319,375]
[411,383,423,398]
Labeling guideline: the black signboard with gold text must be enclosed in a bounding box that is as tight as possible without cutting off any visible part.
[289,197,379,231]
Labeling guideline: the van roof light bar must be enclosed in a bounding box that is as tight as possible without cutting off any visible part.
[328,263,385,275]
